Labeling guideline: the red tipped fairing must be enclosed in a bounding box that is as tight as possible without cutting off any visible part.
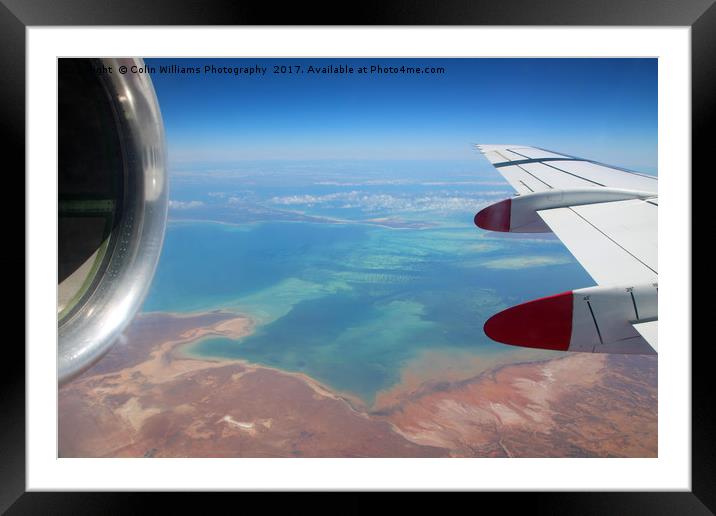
[474,198,511,232]
[483,291,573,351]
[474,144,658,354]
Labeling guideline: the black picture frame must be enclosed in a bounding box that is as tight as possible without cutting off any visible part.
[6,0,708,512]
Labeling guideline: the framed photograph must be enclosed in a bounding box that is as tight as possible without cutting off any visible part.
[9,0,708,512]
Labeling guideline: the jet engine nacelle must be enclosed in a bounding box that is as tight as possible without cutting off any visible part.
[58,58,168,384]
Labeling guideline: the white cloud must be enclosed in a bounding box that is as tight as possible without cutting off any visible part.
[168,200,204,210]
[268,190,510,213]
[315,180,410,186]
[314,180,509,187]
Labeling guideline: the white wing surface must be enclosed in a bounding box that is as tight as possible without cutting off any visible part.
[475,144,658,354]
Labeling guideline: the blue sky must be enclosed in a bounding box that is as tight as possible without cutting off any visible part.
[145,58,657,173]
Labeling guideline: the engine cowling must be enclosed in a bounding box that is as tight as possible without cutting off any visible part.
[58,58,168,384]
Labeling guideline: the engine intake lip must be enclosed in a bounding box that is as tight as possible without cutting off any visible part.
[58,58,168,385]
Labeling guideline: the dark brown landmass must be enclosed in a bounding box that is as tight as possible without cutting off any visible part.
[59,312,657,458]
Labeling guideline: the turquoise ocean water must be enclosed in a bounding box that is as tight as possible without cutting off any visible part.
[143,160,595,404]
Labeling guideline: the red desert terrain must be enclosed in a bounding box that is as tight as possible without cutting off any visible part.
[59,312,657,458]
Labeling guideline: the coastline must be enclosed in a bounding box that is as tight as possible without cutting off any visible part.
[59,309,657,458]
[168,214,436,231]
[165,310,370,411]
[60,309,443,458]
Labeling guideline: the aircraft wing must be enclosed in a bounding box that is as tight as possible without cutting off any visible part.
[474,144,658,355]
